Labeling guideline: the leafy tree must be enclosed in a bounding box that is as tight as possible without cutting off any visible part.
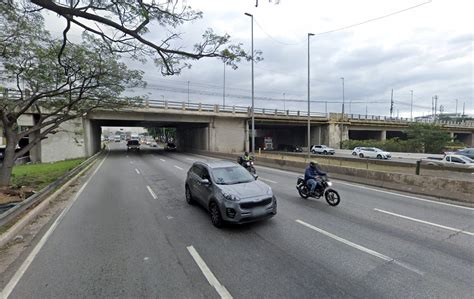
[0,5,144,187]
[405,123,451,154]
[26,0,257,74]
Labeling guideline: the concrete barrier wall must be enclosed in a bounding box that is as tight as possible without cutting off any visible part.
[192,150,472,203]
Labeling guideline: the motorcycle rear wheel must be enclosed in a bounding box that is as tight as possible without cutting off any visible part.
[298,186,310,199]
[325,189,340,206]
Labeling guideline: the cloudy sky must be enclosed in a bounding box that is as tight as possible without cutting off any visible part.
[43,0,473,118]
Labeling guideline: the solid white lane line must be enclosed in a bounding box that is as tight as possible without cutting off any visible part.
[135,168,140,174]
[256,164,473,211]
[295,219,424,275]
[159,158,166,162]
[174,165,184,170]
[374,208,474,236]
[259,177,277,184]
[337,181,474,211]
[186,158,195,161]
[1,154,109,299]
[187,246,233,299]
[146,185,158,200]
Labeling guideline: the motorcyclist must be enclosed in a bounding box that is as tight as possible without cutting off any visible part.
[304,160,327,195]
[239,151,251,165]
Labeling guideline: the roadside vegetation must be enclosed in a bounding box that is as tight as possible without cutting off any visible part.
[0,159,84,205]
[341,123,465,153]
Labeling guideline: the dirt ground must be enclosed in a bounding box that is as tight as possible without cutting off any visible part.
[0,187,35,205]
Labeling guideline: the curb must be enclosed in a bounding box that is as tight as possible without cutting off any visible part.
[0,153,102,248]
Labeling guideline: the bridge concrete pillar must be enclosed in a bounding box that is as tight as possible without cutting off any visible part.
[83,118,101,157]
[327,123,348,148]
[380,130,387,141]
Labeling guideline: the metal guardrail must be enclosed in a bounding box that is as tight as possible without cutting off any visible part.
[0,150,103,228]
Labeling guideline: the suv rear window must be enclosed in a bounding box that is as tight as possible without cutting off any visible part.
[127,140,139,145]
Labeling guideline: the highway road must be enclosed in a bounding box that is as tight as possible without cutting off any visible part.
[3,142,473,298]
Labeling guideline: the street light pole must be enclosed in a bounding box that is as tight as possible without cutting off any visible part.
[245,12,255,155]
[283,92,286,111]
[187,80,190,105]
[223,62,226,108]
[307,33,314,159]
[410,90,413,121]
[340,77,345,149]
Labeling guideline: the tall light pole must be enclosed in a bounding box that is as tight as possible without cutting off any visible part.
[223,62,226,108]
[410,90,413,121]
[283,92,286,111]
[307,33,314,158]
[340,77,345,149]
[187,80,190,105]
[245,12,255,155]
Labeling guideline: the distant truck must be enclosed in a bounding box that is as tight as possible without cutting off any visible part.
[421,154,474,169]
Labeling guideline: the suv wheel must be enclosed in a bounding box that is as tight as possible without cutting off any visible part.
[359,153,364,158]
[209,201,223,228]
[185,185,195,205]
[323,151,327,155]
[377,154,382,159]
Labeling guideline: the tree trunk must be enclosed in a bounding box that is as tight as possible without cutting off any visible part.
[0,129,18,187]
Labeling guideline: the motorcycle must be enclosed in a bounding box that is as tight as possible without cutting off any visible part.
[296,175,341,206]
[238,157,256,175]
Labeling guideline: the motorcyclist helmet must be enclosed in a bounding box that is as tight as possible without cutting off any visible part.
[244,151,249,156]
[310,160,318,168]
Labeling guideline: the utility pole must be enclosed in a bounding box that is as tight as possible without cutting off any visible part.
[390,89,394,118]
[410,90,413,120]
[434,95,438,121]
[340,77,345,149]
[455,99,458,116]
[462,101,465,117]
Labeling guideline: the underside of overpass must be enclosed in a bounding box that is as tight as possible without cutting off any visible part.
[83,111,249,156]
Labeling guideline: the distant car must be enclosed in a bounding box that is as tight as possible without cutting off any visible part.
[185,160,277,227]
[166,142,177,151]
[422,154,474,168]
[126,140,140,151]
[114,135,121,142]
[311,145,335,155]
[356,147,391,159]
[454,148,474,159]
[149,141,158,147]
[277,144,303,152]
[351,147,362,156]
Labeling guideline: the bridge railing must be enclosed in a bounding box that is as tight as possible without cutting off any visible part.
[1,89,472,128]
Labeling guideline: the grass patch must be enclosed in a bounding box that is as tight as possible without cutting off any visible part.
[11,158,85,191]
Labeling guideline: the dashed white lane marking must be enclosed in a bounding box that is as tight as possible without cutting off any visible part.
[335,181,474,211]
[135,168,140,174]
[186,158,195,161]
[255,165,473,211]
[130,161,134,164]
[1,152,109,299]
[160,158,166,162]
[144,257,149,261]
[187,246,233,299]
[166,216,174,220]
[174,165,184,170]
[146,185,157,200]
[374,208,474,236]
[295,219,424,276]
[259,177,277,184]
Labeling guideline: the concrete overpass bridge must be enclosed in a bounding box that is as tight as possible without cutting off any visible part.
[2,99,473,163]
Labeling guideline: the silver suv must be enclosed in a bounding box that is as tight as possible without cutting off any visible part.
[185,160,277,227]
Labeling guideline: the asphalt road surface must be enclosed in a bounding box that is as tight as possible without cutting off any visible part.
[3,143,473,298]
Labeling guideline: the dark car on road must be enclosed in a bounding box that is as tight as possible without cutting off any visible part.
[185,160,277,227]
[126,140,140,151]
[277,144,303,152]
[166,142,177,151]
